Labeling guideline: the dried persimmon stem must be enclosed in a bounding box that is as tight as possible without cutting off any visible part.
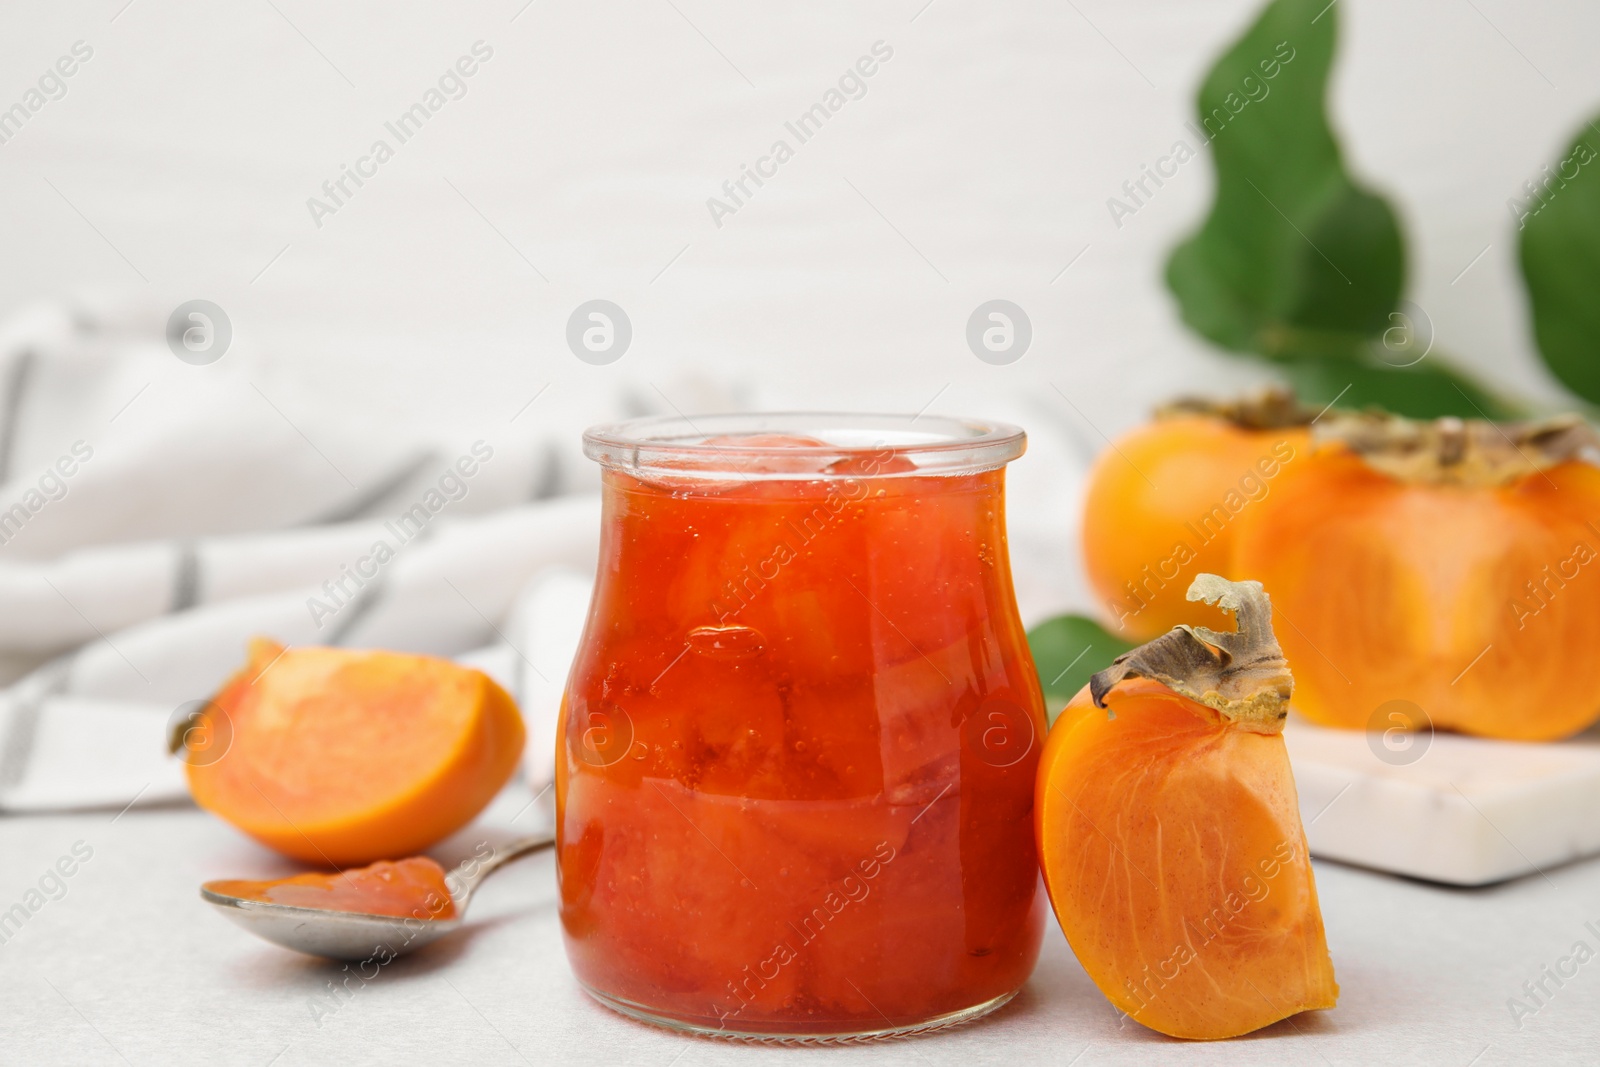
[1090,575,1292,733]
[1156,387,1316,431]
[1317,410,1598,486]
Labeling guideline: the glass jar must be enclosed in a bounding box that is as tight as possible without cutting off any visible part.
[557,413,1047,1041]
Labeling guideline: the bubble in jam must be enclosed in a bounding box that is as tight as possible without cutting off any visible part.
[686,624,766,659]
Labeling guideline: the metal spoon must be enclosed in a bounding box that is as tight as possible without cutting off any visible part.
[200,830,555,960]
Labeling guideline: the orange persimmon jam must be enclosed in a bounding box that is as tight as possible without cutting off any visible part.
[559,414,1047,1039]
[204,856,456,920]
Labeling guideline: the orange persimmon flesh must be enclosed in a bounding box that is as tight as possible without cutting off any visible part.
[1083,413,1308,640]
[187,639,525,866]
[1038,678,1337,1038]
[205,856,457,920]
[1233,448,1600,740]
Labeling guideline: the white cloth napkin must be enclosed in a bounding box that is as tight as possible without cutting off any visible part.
[0,498,602,812]
[0,296,619,813]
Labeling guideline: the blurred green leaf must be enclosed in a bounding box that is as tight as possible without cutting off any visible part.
[1279,353,1522,420]
[1166,0,1403,360]
[1027,614,1137,724]
[1520,119,1600,405]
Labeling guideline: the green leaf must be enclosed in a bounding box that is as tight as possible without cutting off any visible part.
[1520,118,1600,405]
[1279,353,1522,420]
[1166,0,1404,361]
[1027,614,1137,724]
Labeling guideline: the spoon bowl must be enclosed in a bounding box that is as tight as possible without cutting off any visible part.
[201,830,554,960]
[198,890,465,960]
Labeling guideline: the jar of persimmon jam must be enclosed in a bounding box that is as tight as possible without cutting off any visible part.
[557,413,1047,1040]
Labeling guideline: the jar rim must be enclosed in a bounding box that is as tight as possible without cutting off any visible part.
[583,412,1026,479]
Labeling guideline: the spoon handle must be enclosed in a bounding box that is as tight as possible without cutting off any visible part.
[449,830,557,905]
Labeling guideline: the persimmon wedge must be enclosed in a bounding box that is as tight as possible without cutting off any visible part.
[184,639,525,866]
[1036,575,1336,1039]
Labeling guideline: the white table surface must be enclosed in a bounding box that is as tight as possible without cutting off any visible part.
[0,790,1595,1067]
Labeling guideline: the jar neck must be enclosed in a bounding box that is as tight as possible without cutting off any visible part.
[583,413,1026,482]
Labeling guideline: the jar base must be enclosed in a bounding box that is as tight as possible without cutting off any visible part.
[579,984,1018,1044]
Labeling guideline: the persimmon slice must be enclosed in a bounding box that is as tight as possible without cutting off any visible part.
[1036,575,1336,1039]
[185,639,525,867]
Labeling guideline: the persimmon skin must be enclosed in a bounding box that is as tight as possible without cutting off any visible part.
[187,640,526,866]
[1232,453,1600,740]
[1083,416,1308,641]
[1036,678,1337,1040]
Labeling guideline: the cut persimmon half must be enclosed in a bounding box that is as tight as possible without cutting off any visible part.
[1036,575,1336,1039]
[1231,411,1600,740]
[183,639,525,867]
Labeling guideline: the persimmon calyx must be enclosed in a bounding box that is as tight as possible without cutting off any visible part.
[1317,411,1599,486]
[1090,574,1292,733]
[167,709,197,755]
[1155,386,1316,430]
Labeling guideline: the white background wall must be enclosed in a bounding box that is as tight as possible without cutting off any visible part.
[1,0,1596,508]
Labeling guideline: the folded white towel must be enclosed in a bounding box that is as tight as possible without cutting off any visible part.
[0,497,599,813]
[0,297,616,814]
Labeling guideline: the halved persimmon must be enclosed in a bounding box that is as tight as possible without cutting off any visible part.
[1036,575,1336,1039]
[184,639,525,866]
[1082,390,1313,640]
[1232,412,1600,740]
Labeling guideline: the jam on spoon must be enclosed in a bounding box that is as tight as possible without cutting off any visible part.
[205,856,457,920]
[201,831,554,959]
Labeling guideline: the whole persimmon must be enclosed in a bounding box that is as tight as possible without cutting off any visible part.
[1036,575,1337,1040]
[182,639,526,866]
[1232,413,1600,740]
[1082,390,1313,641]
